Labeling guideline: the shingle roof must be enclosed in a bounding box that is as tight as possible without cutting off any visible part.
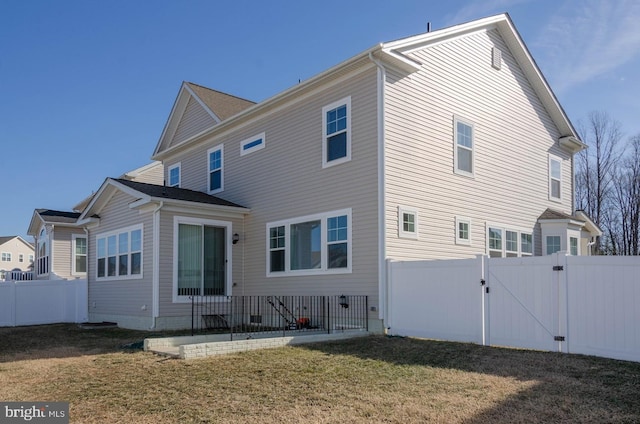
[36,209,81,224]
[186,82,255,121]
[0,236,16,245]
[538,208,579,221]
[114,179,247,209]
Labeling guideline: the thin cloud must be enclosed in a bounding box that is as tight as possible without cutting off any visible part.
[535,0,640,94]
[445,0,531,26]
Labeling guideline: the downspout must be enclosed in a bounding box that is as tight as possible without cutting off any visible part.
[83,227,89,324]
[150,201,163,329]
[369,51,387,329]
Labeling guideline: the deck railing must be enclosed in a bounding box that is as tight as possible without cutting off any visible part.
[190,295,368,338]
[0,270,34,282]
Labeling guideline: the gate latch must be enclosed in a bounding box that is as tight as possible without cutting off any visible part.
[553,265,564,271]
[554,336,565,342]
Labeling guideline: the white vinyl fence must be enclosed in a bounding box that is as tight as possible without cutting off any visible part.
[0,279,88,327]
[387,254,640,363]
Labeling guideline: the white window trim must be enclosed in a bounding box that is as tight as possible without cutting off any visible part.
[454,116,475,177]
[95,224,143,281]
[569,236,579,256]
[37,227,49,276]
[1,252,10,261]
[545,235,562,255]
[455,216,471,245]
[322,96,352,168]
[72,234,87,276]
[548,153,562,202]
[266,208,352,277]
[172,216,233,303]
[398,206,419,240]
[240,132,266,156]
[486,223,534,257]
[207,144,224,195]
[168,162,181,188]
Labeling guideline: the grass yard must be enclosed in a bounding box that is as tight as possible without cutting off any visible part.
[1,324,639,423]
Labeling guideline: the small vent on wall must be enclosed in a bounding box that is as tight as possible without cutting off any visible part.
[492,47,502,70]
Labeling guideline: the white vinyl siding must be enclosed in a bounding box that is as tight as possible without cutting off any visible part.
[170,96,217,148]
[384,28,573,260]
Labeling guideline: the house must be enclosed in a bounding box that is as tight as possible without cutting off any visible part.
[70,13,600,330]
[28,162,164,281]
[0,236,34,275]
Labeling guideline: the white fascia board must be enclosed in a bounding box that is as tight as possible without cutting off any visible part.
[130,197,250,217]
[183,83,222,122]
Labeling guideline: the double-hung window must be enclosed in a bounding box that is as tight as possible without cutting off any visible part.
[72,235,87,275]
[168,163,181,188]
[267,209,352,276]
[549,154,562,201]
[322,97,351,167]
[1,252,10,262]
[96,225,142,280]
[454,117,474,176]
[208,145,224,194]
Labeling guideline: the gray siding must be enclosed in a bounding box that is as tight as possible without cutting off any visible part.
[52,226,85,280]
[170,97,217,148]
[130,163,164,185]
[163,67,382,313]
[384,29,574,260]
[88,190,154,321]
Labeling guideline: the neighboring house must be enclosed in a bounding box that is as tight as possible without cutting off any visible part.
[27,210,86,280]
[69,13,600,330]
[0,236,34,273]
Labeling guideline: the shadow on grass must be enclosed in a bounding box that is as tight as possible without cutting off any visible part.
[0,323,189,363]
[301,335,640,423]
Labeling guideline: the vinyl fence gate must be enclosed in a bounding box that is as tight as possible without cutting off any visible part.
[387,253,640,363]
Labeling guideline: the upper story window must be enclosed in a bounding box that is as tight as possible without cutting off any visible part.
[456,217,471,245]
[398,206,418,239]
[549,154,562,201]
[240,132,265,156]
[454,117,474,176]
[208,144,224,194]
[267,209,352,276]
[168,163,181,188]
[73,235,87,275]
[1,252,10,261]
[322,97,351,168]
[96,225,142,280]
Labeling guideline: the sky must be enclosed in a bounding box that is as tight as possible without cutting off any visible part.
[1,0,639,240]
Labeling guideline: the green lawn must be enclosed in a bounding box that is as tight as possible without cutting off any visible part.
[1,324,639,423]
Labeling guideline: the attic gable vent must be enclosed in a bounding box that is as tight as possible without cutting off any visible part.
[492,47,502,70]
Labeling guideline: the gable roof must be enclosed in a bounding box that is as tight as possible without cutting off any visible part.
[0,236,34,250]
[153,82,255,156]
[151,13,583,161]
[538,208,602,237]
[185,82,256,121]
[79,178,249,222]
[27,209,82,236]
